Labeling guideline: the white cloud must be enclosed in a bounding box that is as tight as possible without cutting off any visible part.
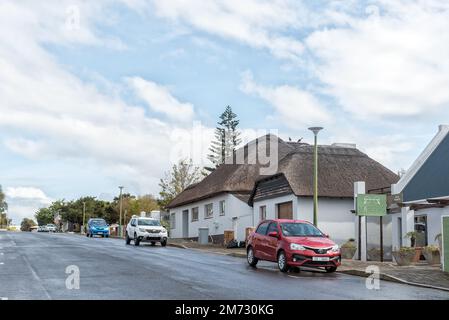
[240,71,332,128]
[4,187,53,224]
[127,77,194,122]
[151,0,305,61]
[305,0,449,120]
[5,187,52,205]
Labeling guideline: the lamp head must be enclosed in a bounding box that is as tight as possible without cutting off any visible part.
[308,127,323,135]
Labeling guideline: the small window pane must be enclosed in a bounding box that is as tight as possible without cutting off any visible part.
[205,203,213,218]
[192,207,199,221]
[219,200,225,216]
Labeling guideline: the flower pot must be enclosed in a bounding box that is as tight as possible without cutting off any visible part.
[392,250,415,266]
[413,247,423,263]
[341,246,357,259]
[423,249,441,265]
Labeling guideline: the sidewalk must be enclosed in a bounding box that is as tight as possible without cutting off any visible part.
[167,240,449,292]
[339,259,449,292]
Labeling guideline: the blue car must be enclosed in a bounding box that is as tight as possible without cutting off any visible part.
[86,218,110,238]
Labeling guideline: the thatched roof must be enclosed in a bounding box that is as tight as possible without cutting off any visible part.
[167,135,399,208]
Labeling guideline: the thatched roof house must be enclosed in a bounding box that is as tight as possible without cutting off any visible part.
[168,135,398,209]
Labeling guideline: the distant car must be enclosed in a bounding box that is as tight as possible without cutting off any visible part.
[46,224,57,232]
[86,218,110,238]
[246,219,341,273]
[125,216,168,246]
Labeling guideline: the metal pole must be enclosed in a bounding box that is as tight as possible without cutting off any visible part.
[119,186,124,237]
[82,201,86,234]
[313,133,318,226]
[380,216,384,262]
[308,127,322,227]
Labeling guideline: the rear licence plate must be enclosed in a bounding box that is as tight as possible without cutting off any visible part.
[312,257,330,262]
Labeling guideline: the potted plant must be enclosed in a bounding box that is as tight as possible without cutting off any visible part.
[341,239,357,259]
[422,245,441,265]
[404,231,422,263]
[367,247,382,261]
[392,247,416,266]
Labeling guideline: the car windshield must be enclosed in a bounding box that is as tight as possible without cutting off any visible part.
[137,219,160,226]
[91,220,107,227]
[280,223,323,237]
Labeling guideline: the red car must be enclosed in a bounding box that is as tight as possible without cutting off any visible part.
[246,219,341,273]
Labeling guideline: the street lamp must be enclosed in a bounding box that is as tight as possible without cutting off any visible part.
[118,186,124,237]
[82,201,86,234]
[308,127,323,226]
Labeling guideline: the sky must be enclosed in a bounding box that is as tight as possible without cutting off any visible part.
[2,0,449,224]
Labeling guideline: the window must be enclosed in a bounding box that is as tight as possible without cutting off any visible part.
[191,207,199,222]
[204,203,213,219]
[219,200,225,216]
[170,213,176,229]
[280,223,323,237]
[267,222,278,234]
[256,221,270,235]
[259,206,266,221]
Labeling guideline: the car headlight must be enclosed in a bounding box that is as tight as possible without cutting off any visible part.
[161,228,167,233]
[329,244,340,253]
[290,243,306,250]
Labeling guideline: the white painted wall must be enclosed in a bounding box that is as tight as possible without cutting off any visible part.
[253,195,355,246]
[169,193,252,242]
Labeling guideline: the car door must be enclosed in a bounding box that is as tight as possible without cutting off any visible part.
[265,222,279,261]
[253,221,270,260]
[128,219,136,237]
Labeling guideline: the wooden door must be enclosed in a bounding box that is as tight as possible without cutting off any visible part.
[277,202,293,219]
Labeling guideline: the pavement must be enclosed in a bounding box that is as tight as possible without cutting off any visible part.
[168,240,449,292]
[0,231,448,300]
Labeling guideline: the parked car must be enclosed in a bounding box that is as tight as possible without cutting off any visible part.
[86,218,110,238]
[246,219,341,273]
[37,225,46,232]
[125,215,168,246]
[46,224,57,232]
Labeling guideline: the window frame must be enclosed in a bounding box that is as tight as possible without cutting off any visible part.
[259,205,267,221]
[170,213,176,229]
[219,200,225,216]
[191,207,199,222]
[204,203,213,219]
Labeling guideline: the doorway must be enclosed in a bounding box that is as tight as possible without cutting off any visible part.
[414,215,428,247]
[277,201,293,219]
[182,210,189,238]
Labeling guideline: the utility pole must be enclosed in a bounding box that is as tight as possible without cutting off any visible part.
[118,186,124,237]
[308,127,323,226]
[82,201,86,234]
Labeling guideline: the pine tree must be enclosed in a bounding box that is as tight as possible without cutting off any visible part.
[207,106,241,171]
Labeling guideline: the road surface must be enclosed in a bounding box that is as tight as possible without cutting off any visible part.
[0,231,447,300]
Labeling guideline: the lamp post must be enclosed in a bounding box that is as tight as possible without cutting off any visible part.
[308,127,323,226]
[118,186,124,237]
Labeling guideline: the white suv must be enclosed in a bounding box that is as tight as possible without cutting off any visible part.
[125,216,168,247]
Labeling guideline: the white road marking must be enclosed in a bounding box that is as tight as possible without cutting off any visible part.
[0,297,8,300]
[0,262,4,265]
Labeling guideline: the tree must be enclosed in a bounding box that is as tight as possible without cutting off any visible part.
[35,208,54,225]
[158,159,204,209]
[20,218,36,232]
[0,185,9,228]
[207,106,241,170]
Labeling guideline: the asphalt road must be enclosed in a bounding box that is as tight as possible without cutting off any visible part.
[0,231,447,300]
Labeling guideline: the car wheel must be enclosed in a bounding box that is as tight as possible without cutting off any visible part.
[247,246,258,267]
[134,233,140,246]
[125,232,131,245]
[89,233,93,238]
[86,233,89,237]
[161,239,167,247]
[277,251,290,273]
[150,241,156,246]
[325,266,337,273]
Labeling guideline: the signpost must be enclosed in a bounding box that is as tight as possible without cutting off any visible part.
[357,194,387,262]
[442,215,449,273]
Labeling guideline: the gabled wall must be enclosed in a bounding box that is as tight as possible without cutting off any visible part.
[403,133,449,202]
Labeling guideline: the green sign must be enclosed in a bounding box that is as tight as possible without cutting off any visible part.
[356,194,387,216]
[443,216,449,273]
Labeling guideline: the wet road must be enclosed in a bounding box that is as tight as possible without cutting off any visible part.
[0,231,447,300]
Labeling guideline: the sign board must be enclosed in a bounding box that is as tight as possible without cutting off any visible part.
[356,194,387,216]
[392,193,403,203]
[443,216,449,273]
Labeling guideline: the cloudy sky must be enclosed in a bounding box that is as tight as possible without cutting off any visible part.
[1,0,449,224]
